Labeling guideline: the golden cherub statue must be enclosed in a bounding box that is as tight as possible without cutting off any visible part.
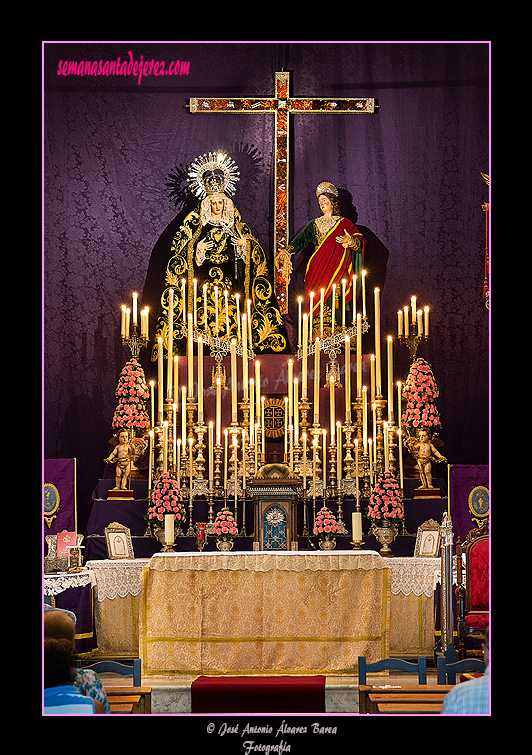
[405,428,447,490]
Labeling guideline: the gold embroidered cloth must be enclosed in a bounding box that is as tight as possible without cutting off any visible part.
[140,551,390,676]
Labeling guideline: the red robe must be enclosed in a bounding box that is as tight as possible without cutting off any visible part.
[301,217,366,316]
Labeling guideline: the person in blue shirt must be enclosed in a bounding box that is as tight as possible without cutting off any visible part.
[44,611,105,714]
[441,628,490,715]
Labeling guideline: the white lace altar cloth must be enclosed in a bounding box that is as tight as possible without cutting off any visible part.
[388,557,441,598]
[85,559,150,601]
[44,571,94,597]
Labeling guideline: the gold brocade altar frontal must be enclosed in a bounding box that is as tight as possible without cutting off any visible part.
[140,551,390,676]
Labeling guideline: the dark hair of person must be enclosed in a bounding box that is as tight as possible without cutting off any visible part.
[44,637,75,689]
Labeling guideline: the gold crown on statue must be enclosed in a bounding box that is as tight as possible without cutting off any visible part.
[316,181,338,198]
[188,151,240,199]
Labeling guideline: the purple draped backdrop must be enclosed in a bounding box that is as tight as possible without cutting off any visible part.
[43,42,490,534]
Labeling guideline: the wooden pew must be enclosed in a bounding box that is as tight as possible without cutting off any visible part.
[359,684,453,714]
[105,686,152,714]
[369,692,447,714]
[108,694,141,714]
[376,701,443,714]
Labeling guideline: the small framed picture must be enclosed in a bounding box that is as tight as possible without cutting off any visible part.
[104,522,134,559]
[414,519,441,557]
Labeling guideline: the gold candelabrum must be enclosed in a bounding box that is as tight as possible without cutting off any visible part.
[397,296,429,360]
[141,280,415,544]
[120,293,149,358]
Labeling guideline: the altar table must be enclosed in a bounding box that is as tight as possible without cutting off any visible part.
[85,554,439,663]
[139,550,391,677]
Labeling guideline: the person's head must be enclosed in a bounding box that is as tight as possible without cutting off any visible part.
[317,191,340,216]
[44,611,76,688]
[316,181,340,216]
[210,196,224,217]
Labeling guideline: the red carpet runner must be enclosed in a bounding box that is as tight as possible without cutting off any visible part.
[191,675,326,713]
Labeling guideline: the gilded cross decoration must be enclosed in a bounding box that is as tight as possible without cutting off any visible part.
[188,71,377,313]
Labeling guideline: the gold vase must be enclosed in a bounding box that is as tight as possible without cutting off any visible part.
[319,538,336,550]
[373,520,397,557]
[216,539,234,552]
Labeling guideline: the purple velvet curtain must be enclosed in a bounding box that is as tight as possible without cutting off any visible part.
[43,42,489,532]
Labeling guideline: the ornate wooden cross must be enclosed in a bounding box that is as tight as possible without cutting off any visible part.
[189,71,376,313]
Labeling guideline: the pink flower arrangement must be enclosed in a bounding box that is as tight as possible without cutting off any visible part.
[401,357,441,436]
[212,507,238,541]
[366,472,404,524]
[313,506,340,540]
[146,472,185,530]
[112,358,150,432]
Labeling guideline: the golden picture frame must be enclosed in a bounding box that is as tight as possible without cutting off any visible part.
[414,518,441,558]
[104,522,135,559]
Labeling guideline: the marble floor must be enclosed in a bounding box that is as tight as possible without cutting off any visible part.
[99,668,440,714]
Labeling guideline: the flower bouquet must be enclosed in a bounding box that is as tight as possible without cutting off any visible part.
[366,472,404,526]
[112,358,150,433]
[146,473,186,540]
[401,357,441,437]
[313,506,339,549]
[213,507,238,551]
[366,472,404,555]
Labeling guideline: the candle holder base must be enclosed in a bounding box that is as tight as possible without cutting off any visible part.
[350,540,365,550]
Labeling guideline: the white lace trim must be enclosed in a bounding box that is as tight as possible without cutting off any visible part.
[44,571,94,597]
[85,559,150,602]
[82,553,441,601]
[388,557,441,597]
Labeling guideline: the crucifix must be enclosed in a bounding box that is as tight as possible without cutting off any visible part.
[188,71,377,314]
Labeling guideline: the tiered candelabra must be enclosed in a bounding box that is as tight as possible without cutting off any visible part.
[397,295,429,360]
[116,279,432,546]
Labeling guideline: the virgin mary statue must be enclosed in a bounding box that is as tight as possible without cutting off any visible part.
[151,152,288,362]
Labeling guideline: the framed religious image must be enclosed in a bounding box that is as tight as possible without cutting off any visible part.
[414,519,441,558]
[104,522,134,559]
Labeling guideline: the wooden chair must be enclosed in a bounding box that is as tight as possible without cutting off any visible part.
[105,687,151,714]
[109,694,142,714]
[376,701,443,714]
[358,656,427,686]
[358,657,428,714]
[368,691,447,714]
[80,659,142,686]
[78,659,151,713]
[456,525,489,659]
[359,684,453,715]
[437,656,485,685]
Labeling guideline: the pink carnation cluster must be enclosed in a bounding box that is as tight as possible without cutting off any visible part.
[401,357,441,433]
[213,508,238,540]
[112,358,150,431]
[147,473,185,526]
[366,472,404,523]
[313,506,340,539]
